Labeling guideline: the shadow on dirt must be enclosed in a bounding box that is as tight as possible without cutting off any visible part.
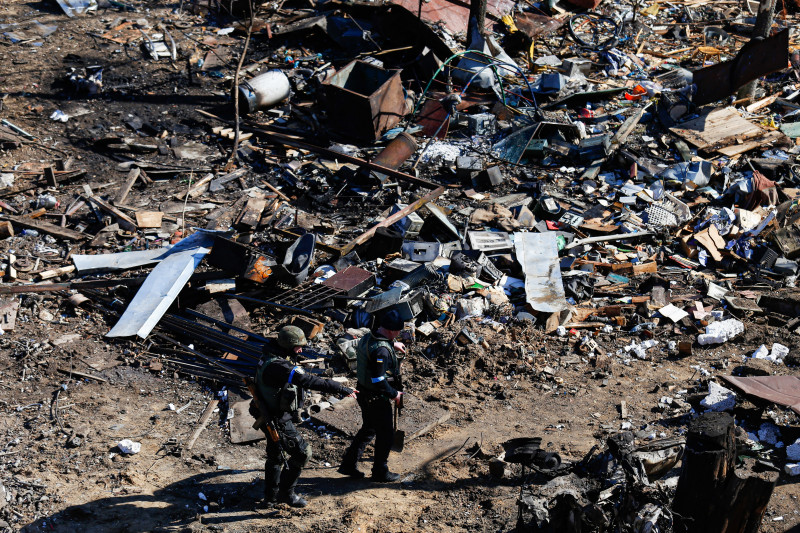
[24,441,532,532]
[23,469,263,533]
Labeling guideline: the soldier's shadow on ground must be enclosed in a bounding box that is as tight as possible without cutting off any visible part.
[26,442,532,532]
[24,469,269,533]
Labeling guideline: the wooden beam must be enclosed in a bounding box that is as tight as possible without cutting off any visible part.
[185,399,220,451]
[0,170,87,198]
[1,214,87,241]
[339,186,445,256]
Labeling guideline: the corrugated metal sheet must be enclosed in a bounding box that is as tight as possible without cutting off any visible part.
[720,375,800,415]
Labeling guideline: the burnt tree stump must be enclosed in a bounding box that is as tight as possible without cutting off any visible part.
[673,412,778,533]
[718,458,779,533]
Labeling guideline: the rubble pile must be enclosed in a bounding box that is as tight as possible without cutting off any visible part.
[1,0,800,529]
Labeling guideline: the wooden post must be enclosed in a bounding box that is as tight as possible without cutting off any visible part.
[673,412,779,533]
[673,412,735,532]
[468,0,487,38]
[737,0,778,99]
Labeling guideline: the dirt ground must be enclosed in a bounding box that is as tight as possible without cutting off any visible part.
[2,0,800,532]
[0,312,798,532]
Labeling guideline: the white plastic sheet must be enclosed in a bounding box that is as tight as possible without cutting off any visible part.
[513,232,568,313]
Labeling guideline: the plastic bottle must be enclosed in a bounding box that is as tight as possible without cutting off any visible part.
[20,229,39,237]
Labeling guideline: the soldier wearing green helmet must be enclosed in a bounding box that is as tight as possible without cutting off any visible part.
[252,325,357,508]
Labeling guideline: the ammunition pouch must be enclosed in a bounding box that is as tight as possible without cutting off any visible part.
[278,384,297,413]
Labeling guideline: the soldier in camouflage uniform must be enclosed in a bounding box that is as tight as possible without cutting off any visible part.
[253,325,357,508]
[338,310,405,482]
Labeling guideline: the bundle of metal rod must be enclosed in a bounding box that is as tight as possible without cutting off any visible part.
[158,356,243,386]
[159,314,264,362]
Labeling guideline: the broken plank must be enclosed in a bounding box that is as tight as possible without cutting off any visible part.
[134,211,164,228]
[0,298,19,331]
[611,106,647,151]
[0,170,87,198]
[186,399,220,450]
[84,195,138,232]
[234,195,267,230]
[670,107,774,153]
[1,214,87,241]
[745,95,778,113]
[262,179,291,202]
[339,186,445,256]
[176,174,213,201]
[38,265,76,280]
[114,167,141,206]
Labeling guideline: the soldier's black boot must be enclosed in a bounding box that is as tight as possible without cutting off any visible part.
[337,460,366,479]
[277,463,307,507]
[257,463,282,508]
[277,490,308,508]
[371,464,401,483]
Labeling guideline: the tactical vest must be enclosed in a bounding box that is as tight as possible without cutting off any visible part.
[356,333,398,391]
[256,356,299,416]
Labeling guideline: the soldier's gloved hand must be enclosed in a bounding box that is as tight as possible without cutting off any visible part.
[347,389,358,399]
[393,391,403,406]
[393,341,406,354]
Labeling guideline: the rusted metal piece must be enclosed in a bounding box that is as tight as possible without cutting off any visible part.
[389,0,512,34]
[720,375,800,415]
[417,99,450,139]
[322,60,408,141]
[339,186,446,256]
[322,266,376,296]
[514,13,563,39]
[692,28,789,106]
[369,132,418,182]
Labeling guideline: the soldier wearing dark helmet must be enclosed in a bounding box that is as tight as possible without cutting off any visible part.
[253,325,357,508]
[338,310,406,482]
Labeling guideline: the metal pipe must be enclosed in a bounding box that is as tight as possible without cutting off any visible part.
[369,132,418,182]
[160,316,263,361]
[153,333,248,379]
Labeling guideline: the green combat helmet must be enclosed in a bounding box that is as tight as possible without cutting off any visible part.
[277,325,308,349]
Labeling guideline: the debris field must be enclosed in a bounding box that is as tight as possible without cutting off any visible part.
[2,0,800,531]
